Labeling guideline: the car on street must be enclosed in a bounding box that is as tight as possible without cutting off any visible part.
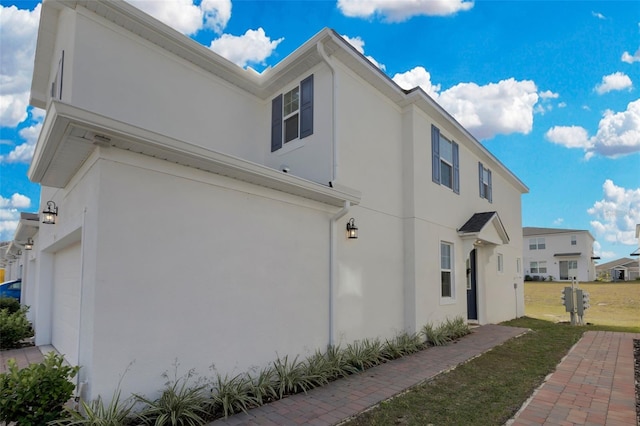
[0,279,21,300]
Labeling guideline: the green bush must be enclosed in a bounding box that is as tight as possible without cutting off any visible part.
[0,297,21,314]
[210,373,257,418]
[52,388,136,426]
[0,306,33,349]
[422,316,471,346]
[135,371,210,426]
[0,351,80,426]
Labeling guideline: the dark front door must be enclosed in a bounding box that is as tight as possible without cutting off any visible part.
[467,249,478,321]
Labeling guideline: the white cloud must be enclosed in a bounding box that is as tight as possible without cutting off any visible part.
[341,35,386,70]
[545,125,590,149]
[0,4,41,128]
[0,193,31,241]
[539,90,559,99]
[553,218,564,225]
[558,102,567,108]
[546,99,640,158]
[125,0,231,35]
[0,120,42,164]
[595,72,633,94]
[209,28,283,68]
[394,69,539,140]
[337,0,474,22]
[592,241,616,260]
[588,180,640,247]
[591,11,606,20]
[621,47,640,64]
[437,78,539,140]
[392,66,441,98]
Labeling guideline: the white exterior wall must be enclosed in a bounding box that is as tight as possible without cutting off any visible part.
[85,149,333,400]
[523,231,595,282]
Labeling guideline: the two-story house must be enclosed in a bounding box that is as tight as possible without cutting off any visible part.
[23,0,528,402]
[523,227,596,282]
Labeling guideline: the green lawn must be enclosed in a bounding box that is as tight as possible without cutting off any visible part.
[524,281,640,330]
[344,283,639,425]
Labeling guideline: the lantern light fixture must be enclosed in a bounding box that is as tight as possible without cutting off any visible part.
[42,201,58,224]
[25,238,34,250]
[346,218,358,239]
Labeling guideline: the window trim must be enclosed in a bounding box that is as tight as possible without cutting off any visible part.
[431,125,459,194]
[478,162,492,202]
[271,75,314,152]
[440,241,455,303]
[497,253,504,274]
[529,237,546,250]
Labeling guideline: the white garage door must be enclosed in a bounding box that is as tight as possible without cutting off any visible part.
[52,241,81,364]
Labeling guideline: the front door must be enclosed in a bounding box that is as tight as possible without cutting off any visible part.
[467,249,478,321]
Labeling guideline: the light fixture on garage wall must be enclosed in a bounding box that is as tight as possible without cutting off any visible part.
[24,238,34,250]
[42,201,58,224]
[346,218,358,239]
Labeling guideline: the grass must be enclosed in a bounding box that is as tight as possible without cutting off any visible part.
[524,281,640,330]
[344,317,639,426]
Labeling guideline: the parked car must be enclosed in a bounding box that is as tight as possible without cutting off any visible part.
[0,279,21,300]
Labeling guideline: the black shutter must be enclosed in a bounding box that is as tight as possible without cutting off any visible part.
[452,142,459,194]
[487,169,493,203]
[431,125,440,184]
[300,75,314,139]
[478,162,484,198]
[271,94,283,152]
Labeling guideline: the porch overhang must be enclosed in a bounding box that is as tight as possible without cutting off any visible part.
[458,211,510,247]
[28,102,362,208]
[554,252,581,257]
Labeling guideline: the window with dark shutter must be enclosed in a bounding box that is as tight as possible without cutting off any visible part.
[271,94,283,152]
[431,125,440,184]
[299,75,313,139]
[452,142,459,194]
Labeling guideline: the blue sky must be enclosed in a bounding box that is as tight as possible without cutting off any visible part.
[1,0,639,261]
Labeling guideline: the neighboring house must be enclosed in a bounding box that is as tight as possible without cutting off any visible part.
[596,257,639,281]
[522,227,597,282]
[632,224,640,274]
[23,0,528,402]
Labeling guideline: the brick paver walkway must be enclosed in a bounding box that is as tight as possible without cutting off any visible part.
[209,324,528,426]
[0,345,44,373]
[510,330,640,426]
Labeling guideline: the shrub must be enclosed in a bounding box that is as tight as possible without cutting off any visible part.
[247,367,277,406]
[135,371,210,426]
[0,352,79,426]
[0,296,21,314]
[0,305,33,349]
[422,316,471,346]
[343,338,387,372]
[52,388,136,426]
[272,355,316,398]
[383,332,424,359]
[210,373,257,418]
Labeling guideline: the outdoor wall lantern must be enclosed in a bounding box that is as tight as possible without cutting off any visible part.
[42,201,58,224]
[24,238,34,250]
[346,218,358,239]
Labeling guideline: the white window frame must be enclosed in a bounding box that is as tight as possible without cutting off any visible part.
[282,85,300,144]
[497,253,504,273]
[439,136,454,190]
[529,237,546,250]
[571,235,577,246]
[440,241,455,303]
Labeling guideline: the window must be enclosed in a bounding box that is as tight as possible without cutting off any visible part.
[478,162,492,202]
[441,242,453,298]
[571,235,577,246]
[529,238,545,250]
[497,253,503,273]
[431,125,459,193]
[530,261,547,274]
[517,258,521,274]
[271,75,314,152]
[51,50,64,100]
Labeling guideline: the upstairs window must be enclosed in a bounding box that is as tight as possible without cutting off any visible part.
[478,162,492,202]
[529,238,545,250]
[431,125,459,193]
[571,235,577,246]
[271,75,314,152]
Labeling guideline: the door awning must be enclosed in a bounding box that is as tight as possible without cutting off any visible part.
[458,211,509,246]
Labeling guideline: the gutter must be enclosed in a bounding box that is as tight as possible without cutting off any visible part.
[329,201,350,346]
[317,41,338,183]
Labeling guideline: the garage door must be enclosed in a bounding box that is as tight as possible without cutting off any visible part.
[52,241,81,364]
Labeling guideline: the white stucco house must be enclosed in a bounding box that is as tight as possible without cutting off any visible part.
[21,0,528,402]
[522,227,597,282]
[596,257,639,281]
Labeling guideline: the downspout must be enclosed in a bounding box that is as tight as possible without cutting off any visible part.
[317,41,338,182]
[329,201,350,347]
